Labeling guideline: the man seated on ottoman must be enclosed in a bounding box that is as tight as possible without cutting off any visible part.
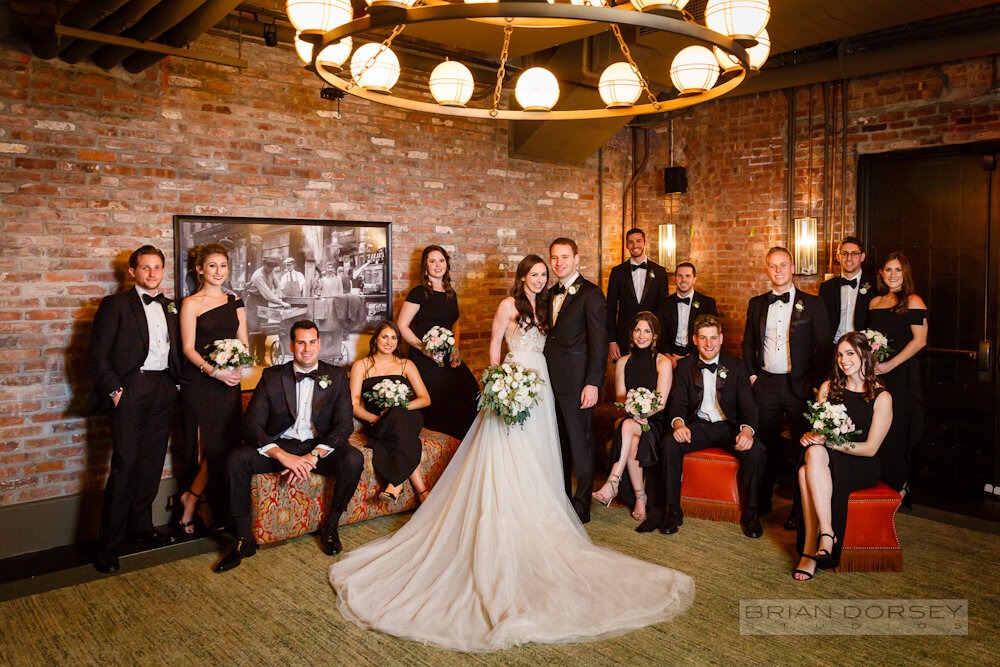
[214,320,363,572]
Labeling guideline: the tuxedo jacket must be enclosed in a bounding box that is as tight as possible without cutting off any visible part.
[85,288,182,414]
[605,259,669,350]
[544,275,609,394]
[242,361,354,451]
[741,289,832,398]
[818,269,877,339]
[668,352,758,433]
[657,290,718,355]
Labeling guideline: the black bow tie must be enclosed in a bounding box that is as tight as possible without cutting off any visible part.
[295,370,318,383]
[141,293,161,306]
[551,283,567,296]
[839,277,858,288]
[630,262,648,272]
[677,296,691,306]
[767,292,790,304]
[698,361,718,373]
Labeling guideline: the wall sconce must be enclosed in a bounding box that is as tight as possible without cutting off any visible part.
[793,216,818,275]
[658,223,677,272]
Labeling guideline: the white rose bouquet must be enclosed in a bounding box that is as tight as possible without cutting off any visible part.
[204,338,256,370]
[861,329,893,362]
[615,387,663,432]
[478,359,545,430]
[363,379,413,410]
[422,325,457,367]
[804,400,861,448]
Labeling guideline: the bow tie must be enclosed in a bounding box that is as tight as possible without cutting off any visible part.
[767,292,790,305]
[141,293,162,306]
[698,361,718,373]
[295,370,318,383]
[677,296,691,306]
[551,283,567,296]
[839,277,858,289]
[630,262,648,272]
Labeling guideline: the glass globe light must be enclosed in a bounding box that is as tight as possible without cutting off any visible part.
[669,46,720,95]
[598,62,642,108]
[286,0,354,33]
[515,67,560,111]
[429,61,475,107]
[632,0,688,12]
[714,28,769,72]
[350,43,400,93]
[704,0,770,39]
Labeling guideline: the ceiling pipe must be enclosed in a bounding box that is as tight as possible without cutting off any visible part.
[92,0,206,70]
[31,0,132,59]
[59,0,161,63]
[123,0,245,73]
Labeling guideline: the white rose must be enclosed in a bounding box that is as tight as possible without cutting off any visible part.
[813,420,824,430]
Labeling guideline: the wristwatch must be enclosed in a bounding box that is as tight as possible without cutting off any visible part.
[309,449,323,460]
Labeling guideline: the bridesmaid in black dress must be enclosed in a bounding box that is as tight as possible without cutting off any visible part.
[793,332,893,580]
[397,245,479,439]
[177,243,248,534]
[350,320,432,504]
[867,251,928,499]
[593,312,673,522]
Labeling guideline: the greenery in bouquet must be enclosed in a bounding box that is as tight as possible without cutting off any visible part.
[478,359,545,430]
[861,329,893,362]
[204,338,256,370]
[804,400,860,448]
[363,378,413,409]
[614,387,663,432]
[422,326,456,367]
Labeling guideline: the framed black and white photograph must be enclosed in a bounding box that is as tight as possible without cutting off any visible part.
[174,216,391,388]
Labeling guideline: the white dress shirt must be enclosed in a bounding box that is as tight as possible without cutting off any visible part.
[258,363,333,457]
[674,290,694,347]
[696,354,726,423]
[835,272,861,343]
[136,286,169,371]
[763,286,795,374]
[629,257,647,302]
[552,271,580,324]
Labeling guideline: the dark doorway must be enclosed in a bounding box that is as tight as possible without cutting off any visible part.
[858,142,1000,521]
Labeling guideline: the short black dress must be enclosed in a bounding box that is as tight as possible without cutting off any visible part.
[361,361,425,487]
[867,306,927,491]
[609,347,666,469]
[403,286,479,439]
[179,294,245,524]
[795,387,885,566]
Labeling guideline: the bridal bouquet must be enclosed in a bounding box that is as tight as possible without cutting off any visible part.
[478,359,545,430]
[615,388,663,432]
[804,400,860,448]
[363,379,412,409]
[422,326,456,367]
[204,338,256,370]
[861,329,893,362]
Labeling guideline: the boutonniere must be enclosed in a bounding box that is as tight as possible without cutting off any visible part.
[692,300,700,309]
[794,299,804,314]
[648,271,655,280]
[317,375,331,389]
[718,366,728,379]
[166,301,177,315]
[859,282,871,295]
[567,284,579,296]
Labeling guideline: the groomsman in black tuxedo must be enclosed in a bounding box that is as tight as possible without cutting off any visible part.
[215,320,363,572]
[658,262,718,365]
[544,238,609,524]
[742,247,831,516]
[658,314,765,538]
[605,228,668,361]
[86,245,181,573]
[819,236,876,344]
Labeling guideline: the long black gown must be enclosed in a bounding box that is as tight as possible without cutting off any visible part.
[360,362,425,487]
[179,294,244,526]
[867,305,927,491]
[403,286,479,439]
[795,387,884,566]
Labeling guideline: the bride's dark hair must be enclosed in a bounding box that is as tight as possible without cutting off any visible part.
[510,255,549,333]
[827,331,882,403]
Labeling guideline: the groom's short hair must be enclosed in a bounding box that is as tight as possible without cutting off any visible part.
[550,237,578,255]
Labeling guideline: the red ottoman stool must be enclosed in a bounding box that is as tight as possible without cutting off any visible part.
[679,447,741,523]
[835,481,903,572]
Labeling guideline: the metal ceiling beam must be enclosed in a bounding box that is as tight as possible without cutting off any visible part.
[53,24,249,68]
[59,0,162,64]
[31,0,133,59]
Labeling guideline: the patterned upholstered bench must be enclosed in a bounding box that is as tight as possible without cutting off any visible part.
[835,481,903,572]
[679,447,742,523]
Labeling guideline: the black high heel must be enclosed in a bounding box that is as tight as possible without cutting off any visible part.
[170,490,200,535]
[792,554,817,581]
[813,533,838,570]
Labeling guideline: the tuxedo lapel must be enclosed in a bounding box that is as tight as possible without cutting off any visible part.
[553,275,584,327]
[690,359,704,406]
[127,289,150,354]
[638,270,652,306]
[281,365,298,418]
[756,298,767,354]
[311,363,329,416]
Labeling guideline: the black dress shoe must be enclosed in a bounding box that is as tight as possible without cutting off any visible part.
[320,525,342,556]
[213,537,257,573]
[783,513,797,531]
[635,515,662,533]
[576,512,591,525]
[94,551,120,573]
[659,507,683,535]
[127,530,177,546]
[741,513,763,539]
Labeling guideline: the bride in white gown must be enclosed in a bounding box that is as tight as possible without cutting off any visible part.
[329,255,695,652]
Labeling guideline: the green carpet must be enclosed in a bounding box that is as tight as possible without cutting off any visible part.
[2,505,997,665]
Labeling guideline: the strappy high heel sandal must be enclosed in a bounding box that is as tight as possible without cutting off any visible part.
[380,485,401,504]
[813,533,838,570]
[417,489,430,503]
[632,489,648,521]
[792,554,818,581]
[170,490,200,535]
[592,473,621,508]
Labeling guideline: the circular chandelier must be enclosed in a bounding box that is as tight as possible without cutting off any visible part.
[292,0,771,120]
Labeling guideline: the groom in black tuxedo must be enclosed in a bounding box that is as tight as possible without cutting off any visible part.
[215,320,364,572]
[86,245,181,573]
[544,238,609,524]
[605,228,668,362]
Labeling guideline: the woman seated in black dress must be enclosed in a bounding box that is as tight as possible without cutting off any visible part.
[593,312,673,522]
[350,320,432,504]
[867,250,928,502]
[793,332,893,580]
[397,245,479,439]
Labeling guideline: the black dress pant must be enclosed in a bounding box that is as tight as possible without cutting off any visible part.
[553,389,595,518]
[100,370,177,555]
[227,438,364,541]
[753,371,809,511]
[662,419,766,514]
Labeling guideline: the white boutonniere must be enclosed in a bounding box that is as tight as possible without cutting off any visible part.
[648,271,655,280]
[166,301,177,314]
[859,282,871,295]
[317,375,331,389]
[693,300,700,309]
[567,284,579,296]
[794,299,804,314]
[718,366,728,379]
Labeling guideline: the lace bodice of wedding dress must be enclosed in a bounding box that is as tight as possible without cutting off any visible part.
[504,321,546,355]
